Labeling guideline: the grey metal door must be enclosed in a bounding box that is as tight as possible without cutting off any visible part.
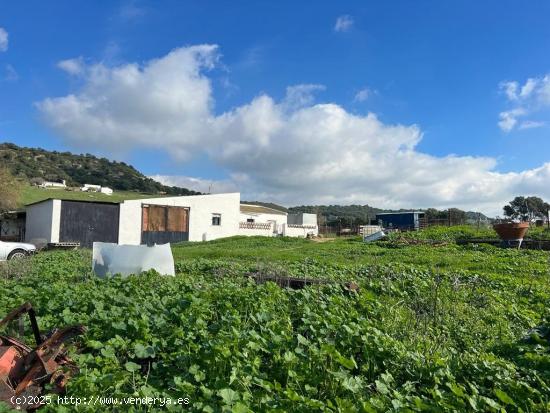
[59,201,120,247]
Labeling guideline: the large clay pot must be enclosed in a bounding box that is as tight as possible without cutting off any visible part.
[493,222,529,241]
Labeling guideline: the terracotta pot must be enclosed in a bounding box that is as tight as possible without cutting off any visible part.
[493,222,529,241]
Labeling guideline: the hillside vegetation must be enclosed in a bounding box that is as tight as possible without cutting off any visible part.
[1,230,549,411]
[0,143,199,196]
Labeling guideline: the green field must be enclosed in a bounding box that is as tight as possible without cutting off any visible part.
[0,231,549,411]
[20,185,160,206]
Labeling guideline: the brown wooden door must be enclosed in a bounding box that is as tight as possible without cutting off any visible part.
[141,205,189,245]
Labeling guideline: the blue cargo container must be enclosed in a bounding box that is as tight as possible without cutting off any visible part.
[375,211,425,231]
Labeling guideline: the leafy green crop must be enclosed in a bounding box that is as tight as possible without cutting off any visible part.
[0,232,549,412]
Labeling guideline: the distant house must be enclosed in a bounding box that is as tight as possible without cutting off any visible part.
[239,204,318,237]
[375,211,425,231]
[81,184,113,195]
[239,204,287,236]
[39,179,66,189]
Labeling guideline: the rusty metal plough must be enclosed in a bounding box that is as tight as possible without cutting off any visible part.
[0,303,85,411]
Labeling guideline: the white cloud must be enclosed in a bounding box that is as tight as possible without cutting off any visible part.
[334,15,353,32]
[498,108,525,132]
[0,27,8,52]
[57,57,85,75]
[119,1,146,21]
[38,45,219,160]
[518,120,545,130]
[150,175,239,194]
[500,81,518,101]
[282,84,325,111]
[2,64,18,81]
[37,45,550,215]
[354,87,371,102]
[498,75,550,131]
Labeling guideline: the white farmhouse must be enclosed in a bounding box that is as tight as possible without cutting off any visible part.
[81,184,101,192]
[39,180,66,189]
[239,204,287,236]
[81,184,114,195]
[23,193,319,247]
[238,205,318,238]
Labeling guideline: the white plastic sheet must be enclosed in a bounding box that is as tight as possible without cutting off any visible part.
[92,242,175,277]
[363,230,386,243]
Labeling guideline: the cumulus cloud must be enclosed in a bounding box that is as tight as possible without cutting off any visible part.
[0,27,8,52]
[37,45,550,215]
[498,108,526,132]
[334,15,353,32]
[38,45,219,159]
[57,57,85,75]
[498,75,550,132]
[282,84,325,111]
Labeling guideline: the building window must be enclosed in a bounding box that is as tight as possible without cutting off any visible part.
[212,213,222,226]
[247,218,255,223]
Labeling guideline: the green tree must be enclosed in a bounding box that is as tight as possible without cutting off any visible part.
[0,167,22,212]
[503,196,550,221]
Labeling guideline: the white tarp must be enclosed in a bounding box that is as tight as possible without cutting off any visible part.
[92,242,175,277]
[363,230,386,243]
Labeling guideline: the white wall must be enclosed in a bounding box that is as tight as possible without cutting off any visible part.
[288,213,317,226]
[282,223,318,238]
[239,211,287,235]
[118,193,241,244]
[238,222,274,237]
[25,199,61,244]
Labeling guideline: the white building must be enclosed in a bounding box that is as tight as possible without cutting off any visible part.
[239,204,287,236]
[25,193,240,247]
[24,193,318,247]
[80,184,114,196]
[39,180,66,189]
[286,212,319,237]
[239,205,318,238]
[81,184,101,192]
[119,193,240,244]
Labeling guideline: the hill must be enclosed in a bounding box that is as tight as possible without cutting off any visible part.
[0,143,199,196]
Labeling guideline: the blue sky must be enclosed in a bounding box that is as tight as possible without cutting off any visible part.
[1,1,549,213]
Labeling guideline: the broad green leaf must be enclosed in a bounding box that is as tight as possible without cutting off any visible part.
[124,361,140,372]
[219,388,240,405]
